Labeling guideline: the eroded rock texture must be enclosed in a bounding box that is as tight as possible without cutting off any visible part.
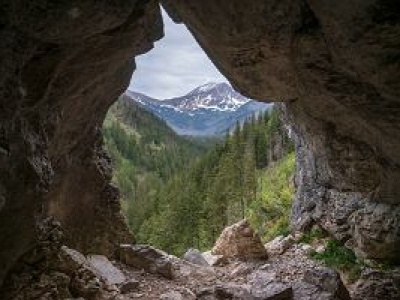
[1,0,399,292]
[0,0,163,286]
[162,0,400,262]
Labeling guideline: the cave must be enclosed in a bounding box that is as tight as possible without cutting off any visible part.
[0,0,399,294]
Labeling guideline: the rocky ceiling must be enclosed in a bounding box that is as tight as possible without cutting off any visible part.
[0,0,399,287]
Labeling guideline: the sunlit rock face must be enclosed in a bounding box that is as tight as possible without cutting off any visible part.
[0,0,163,286]
[162,0,400,262]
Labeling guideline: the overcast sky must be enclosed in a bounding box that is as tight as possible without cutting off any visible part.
[128,8,227,99]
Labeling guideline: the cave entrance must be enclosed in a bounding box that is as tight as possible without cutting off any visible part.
[102,7,295,257]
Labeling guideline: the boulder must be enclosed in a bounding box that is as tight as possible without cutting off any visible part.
[160,291,184,300]
[119,279,140,294]
[265,235,295,255]
[249,270,293,300]
[212,219,268,260]
[230,262,259,277]
[118,244,173,279]
[352,269,400,300]
[183,248,210,266]
[303,267,351,300]
[202,251,228,267]
[160,289,196,300]
[87,254,126,285]
[197,284,253,300]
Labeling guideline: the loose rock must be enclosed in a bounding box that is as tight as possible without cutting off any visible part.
[183,248,210,266]
[303,267,351,300]
[87,254,126,285]
[212,219,268,260]
[119,244,174,279]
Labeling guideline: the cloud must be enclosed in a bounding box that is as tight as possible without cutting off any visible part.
[128,8,227,99]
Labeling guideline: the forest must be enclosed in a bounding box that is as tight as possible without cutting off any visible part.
[103,96,294,256]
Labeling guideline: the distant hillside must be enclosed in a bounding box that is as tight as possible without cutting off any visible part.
[135,108,295,255]
[103,95,210,231]
[125,82,270,136]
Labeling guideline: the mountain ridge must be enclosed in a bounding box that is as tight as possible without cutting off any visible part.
[125,82,270,136]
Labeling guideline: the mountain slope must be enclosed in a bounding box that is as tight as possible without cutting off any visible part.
[125,83,270,136]
[103,95,210,231]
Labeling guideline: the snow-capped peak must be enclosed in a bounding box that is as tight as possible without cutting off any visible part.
[164,82,251,112]
[124,83,270,136]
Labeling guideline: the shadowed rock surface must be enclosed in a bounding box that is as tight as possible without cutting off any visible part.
[0,0,399,294]
[162,0,400,263]
[0,0,163,286]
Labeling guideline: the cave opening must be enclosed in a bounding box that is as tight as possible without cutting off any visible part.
[1,1,399,297]
[102,7,295,257]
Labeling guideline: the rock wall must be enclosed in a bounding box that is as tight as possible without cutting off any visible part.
[0,0,163,286]
[0,0,399,289]
[162,0,400,262]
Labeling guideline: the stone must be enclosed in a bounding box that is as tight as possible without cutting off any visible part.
[160,289,196,300]
[197,284,253,300]
[59,246,89,272]
[251,283,293,300]
[160,291,184,300]
[118,244,174,279]
[119,279,140,294]
[175,260,216,278]
[230,262,258,277]
[352,269,400,300]
[265,235,295,255]
[294,244,313,256]
[202,251,228,267]
[212,219,268,260]
[248,270,293,299]
[87,254,126,285]
[315,245,326,254]
[303,267,351,300]
[183,248,210,266]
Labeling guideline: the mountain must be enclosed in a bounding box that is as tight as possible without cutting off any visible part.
[104,94,210,180]
[125,82,271,136]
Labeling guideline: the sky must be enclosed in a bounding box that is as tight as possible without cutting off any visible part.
[128,8,227,99]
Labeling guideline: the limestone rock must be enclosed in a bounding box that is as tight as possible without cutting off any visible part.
[197,284,253,300]
[248,270,293,299]
[265,235,295,255]
[119,279,140,294]
[0,0,162,286]
[160,291,184,300]
[1,0,400,293]
[162,0,400,265]
[212,219,268,260]
[303,267,351,300]
[183,248,210,266]
[118,244,174,279]
[352,270,400,300]
[160,289,196,300]
[87,255,126,285]
[202,251,228,267]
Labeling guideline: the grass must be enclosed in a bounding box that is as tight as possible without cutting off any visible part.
[311,239,364,283]
[299,226,328,244]
[247,152,296,242]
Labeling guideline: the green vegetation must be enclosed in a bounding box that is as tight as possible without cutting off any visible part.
[103,95,210,232]
[103,97,295,256]
[133,108,294,255]
[311,239,364,283]
[299,226,328,244]
[248,152,296,242]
